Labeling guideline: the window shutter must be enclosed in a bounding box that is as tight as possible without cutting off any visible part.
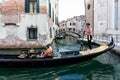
[36,0,39,13]
[49,3,51,17]
[25,0,29,13]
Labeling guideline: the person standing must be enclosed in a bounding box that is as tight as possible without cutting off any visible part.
[85,23,92,49]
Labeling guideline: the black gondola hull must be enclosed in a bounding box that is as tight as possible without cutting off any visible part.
[0,38,115,67]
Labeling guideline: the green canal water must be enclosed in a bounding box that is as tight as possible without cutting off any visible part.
[0,36,120,80]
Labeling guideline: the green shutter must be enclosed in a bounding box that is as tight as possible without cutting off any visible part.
[49,3,51,17]
[36,0,39,13]
[52,9,54,22]
[25,0,29,13]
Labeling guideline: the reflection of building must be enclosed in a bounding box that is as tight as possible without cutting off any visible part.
[59,15,85,33]
[0,0,59,48]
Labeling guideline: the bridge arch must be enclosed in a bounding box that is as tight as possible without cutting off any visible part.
[57,31,81,38]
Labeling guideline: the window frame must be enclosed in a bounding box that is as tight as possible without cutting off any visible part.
[25,0,39,13]
[29,1,37,13]
[87,4,91,10]
[27,27,38,41]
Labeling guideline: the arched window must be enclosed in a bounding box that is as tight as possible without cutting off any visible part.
[87,4,90,10]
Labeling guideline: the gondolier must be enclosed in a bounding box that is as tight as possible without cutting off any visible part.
[85,23,92,49]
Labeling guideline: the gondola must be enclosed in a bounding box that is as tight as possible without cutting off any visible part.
[0,38,115,67]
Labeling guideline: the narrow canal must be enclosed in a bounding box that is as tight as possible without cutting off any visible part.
[0,36,120,80]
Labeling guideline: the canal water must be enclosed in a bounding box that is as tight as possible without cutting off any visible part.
[0,36,120,80]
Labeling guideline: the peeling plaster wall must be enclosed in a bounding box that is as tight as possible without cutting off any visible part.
[40,0,47,6]
[0,14,51,48]
[0,0,58,48]
[20,14,49,38]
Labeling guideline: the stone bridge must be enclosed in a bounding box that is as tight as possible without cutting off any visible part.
[58,31,81,38]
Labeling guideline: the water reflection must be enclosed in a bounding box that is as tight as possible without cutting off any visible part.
[97,51,120,80]
[0,60,114,80]
[52,36,80,54]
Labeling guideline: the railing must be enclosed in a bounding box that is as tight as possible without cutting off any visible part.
[58,30,120,45]
[93,34,120,44]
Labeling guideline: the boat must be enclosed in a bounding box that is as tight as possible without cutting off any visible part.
[55,35,65,39]
[55,34,65,39]
[0,38,115,67]
[55,32,65,39]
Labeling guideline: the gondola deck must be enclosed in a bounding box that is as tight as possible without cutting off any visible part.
[80,45,109,55]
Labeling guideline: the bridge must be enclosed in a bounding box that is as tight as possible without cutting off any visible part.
[57,31,82,38]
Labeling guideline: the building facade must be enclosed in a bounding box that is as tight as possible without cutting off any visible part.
[85,0,120,43]
[0,0,59,48]
[59,15,85,33]
[94,0,120,35]
[59,20,67,32]
[85,0,94,32]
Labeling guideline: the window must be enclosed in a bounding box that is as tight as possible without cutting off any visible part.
[25,0,39,13]
[70,23,72,26]
[69,28,72,31]
[73,23,76,25]
[49,1,51,18]
[55,16,58,25]
[65,23,67,26]
[29,0,37,13]
[87,4,90,10]
[28,28,37,40]
[73,28,75,31]
[52,9,54,22]
[50,28,52,38]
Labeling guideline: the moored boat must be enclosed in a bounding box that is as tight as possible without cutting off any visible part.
[0,38,115,67]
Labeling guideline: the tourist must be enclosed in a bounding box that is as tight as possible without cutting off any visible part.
[29,48,35,53]
[85,23,92,49]
[48,44,53,52]
[18,51,27,58]
[40,44,52,58]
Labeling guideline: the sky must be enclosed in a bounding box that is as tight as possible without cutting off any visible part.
[59,0,85,22]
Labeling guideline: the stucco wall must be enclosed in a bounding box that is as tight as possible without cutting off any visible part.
[0,0,58,48]
[0,14,52,48]
[94,0,120,35]
[94,0,108,34]
[85,0,94,28]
